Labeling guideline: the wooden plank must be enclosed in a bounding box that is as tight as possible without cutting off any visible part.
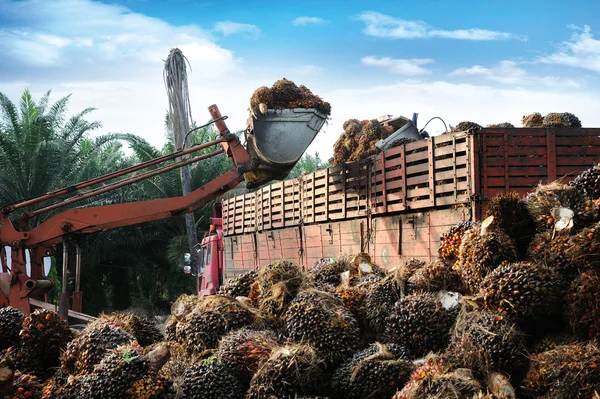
[487,176,546,188]
[556,136,600,146]
[546,129,557,182]
[557,156,600,166]
[486,157,546,167]
[428,140,435,207]
[556,128,600,137]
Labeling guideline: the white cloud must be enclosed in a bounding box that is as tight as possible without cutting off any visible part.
[538,25,600,72]
[361,56,433,75]
[357,11,527,41]
[449,60,581,88]
[292,17,328,26]
[214,21,260,39]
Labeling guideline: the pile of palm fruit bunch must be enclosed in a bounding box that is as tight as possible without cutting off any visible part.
[522,111,582,127]
[331,118,399,166]
[218,270,258,298]
[249,78,331,117]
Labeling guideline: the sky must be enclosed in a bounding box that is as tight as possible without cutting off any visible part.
[1,0,600,161]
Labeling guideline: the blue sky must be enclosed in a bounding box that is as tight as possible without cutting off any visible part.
[1,0,600,160]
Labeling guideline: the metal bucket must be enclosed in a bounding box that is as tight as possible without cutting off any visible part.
[244,108,327,188]
[376,121,420,150]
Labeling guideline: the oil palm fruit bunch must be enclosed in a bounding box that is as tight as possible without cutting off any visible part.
[218,270,258,298]
[569,163,600,200]
[565,221,600,272]
[384,292,461,359]
[175,295,254,353]
[60,323,135,375]
[284,290,360,366]
[216,328,279,382]
[159,342,198,381]
[566,269,600,340]
[480,262,561,329]
[451,121,482,132]
[407,259,464,293]
[6,371,42,399]
[246,344,324,399]
[454,217,518,294]
[343,119,362,136]
[363,273,408,337]
[332,133,354,166]
[307,257,348,292]
[448,310,529,384]
[7,310,73,379]
[42,371,85,399]
[88,312,162,347]
[485,192,537,259]
[392,355,455,399]
[127,374,174,399]
[439,221,480,263]
[250,78,331,116]
[164,316,177,342]
[527,231,576,280]
[250,260,303,320]
[329,343,413,399]
[542,112,582,128]
[521,342,600,399]
[0,307,24,351]
[530,332,575,354]
[486,122,515,128]
[179,357,245,399]
[334,284,368,326]
[521,112,544,128]
[524,182,596,233]
[394,369,483,399]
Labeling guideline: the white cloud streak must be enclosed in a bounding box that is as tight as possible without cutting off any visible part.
[293,16,328,26]
[538,25,600,72]
[357,11,527,41]
[214,21,260,38]
[361,56,433,75]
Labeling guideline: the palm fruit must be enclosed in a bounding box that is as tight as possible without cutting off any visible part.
[159,342,197,381]
[451,121,482,132]
[521,112,543,128]
[284,290,360,366]
[394,369,483,399]
[335,284,367,325]
[480,262,561,329]
[249,86,272,114]
[60,323,135,375]
[329,343,413,399]
[407,259,464,293]
[250,260,303,321]
[170,293,202,321]
[527,231,575,281]
[88,312,162,347]
[80,342,149,399]
[216,328,279,381]
[565,221,600,272]
[164,316,177,341]
[179,358,245,399]
[127,374,174,399]
[542,112,582,128]
[332,133,352,166]
[569,163,600,200]
[392,355,455,399]
[530,332,575,354]
[6,371,42,399]
[384,292,460,359]
[521,342,600,399]
[175,295,254,353]
[42,371,85,399]
[485,192,537,259]
[343,119,362,136]
[218,270,258,298]
[524,182,596,233]
[7,309,73,379]
[250,78,331,116]
[566,269,600,340]
[307,257,348,292]
[454,220,518,294]
[486,122,515,128]
[448,310,529,384]
[439,221,480,263]
[246,344,324,399]
[0,307,24,351]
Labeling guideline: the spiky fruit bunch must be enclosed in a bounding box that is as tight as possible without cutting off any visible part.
[330,343,413,399]
[80,342,149,399]
[527,231,575,280]
[524,182,596,232]
[164,316,177,342]
[486,122,515,128]
[159,342,197,381]
[531,333,575,354]
[175,295,254,353]
[7,310,73,379]
[218,270,258,298]
[569,163,600,200]
[332,133,354,166]
[384,292,460,358]
[88,312,162,347]
[61,323,135,375]
[343,119,362,136]
[335,285,367,322]
[542,112,582,128]
[566,269,600,340]
[127,375,174,399]
[285,290,360,366]
[485,192,537,259]
[179,358,244,399]
[7,371,42,399]
[250,260,303,319]
[439,221,480,262]
[362,274,405,339]
[408,260,464,293]
[250,78,331,116]
[394,370,483,399]
[42,371,85,399]
[307,257,348,292]
[521,342,600,399]
[451,121,482,132]
[0,307,24,351]
[448,310,529,383]
[454,226,518,294]
[565,221,600,272]
[393,355,455,399]
[480,262,561,327]
[246,344,324,399]
[216,328,279,380]
[522,112,544,128]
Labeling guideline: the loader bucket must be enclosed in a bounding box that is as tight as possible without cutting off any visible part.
[244,108,327,189]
